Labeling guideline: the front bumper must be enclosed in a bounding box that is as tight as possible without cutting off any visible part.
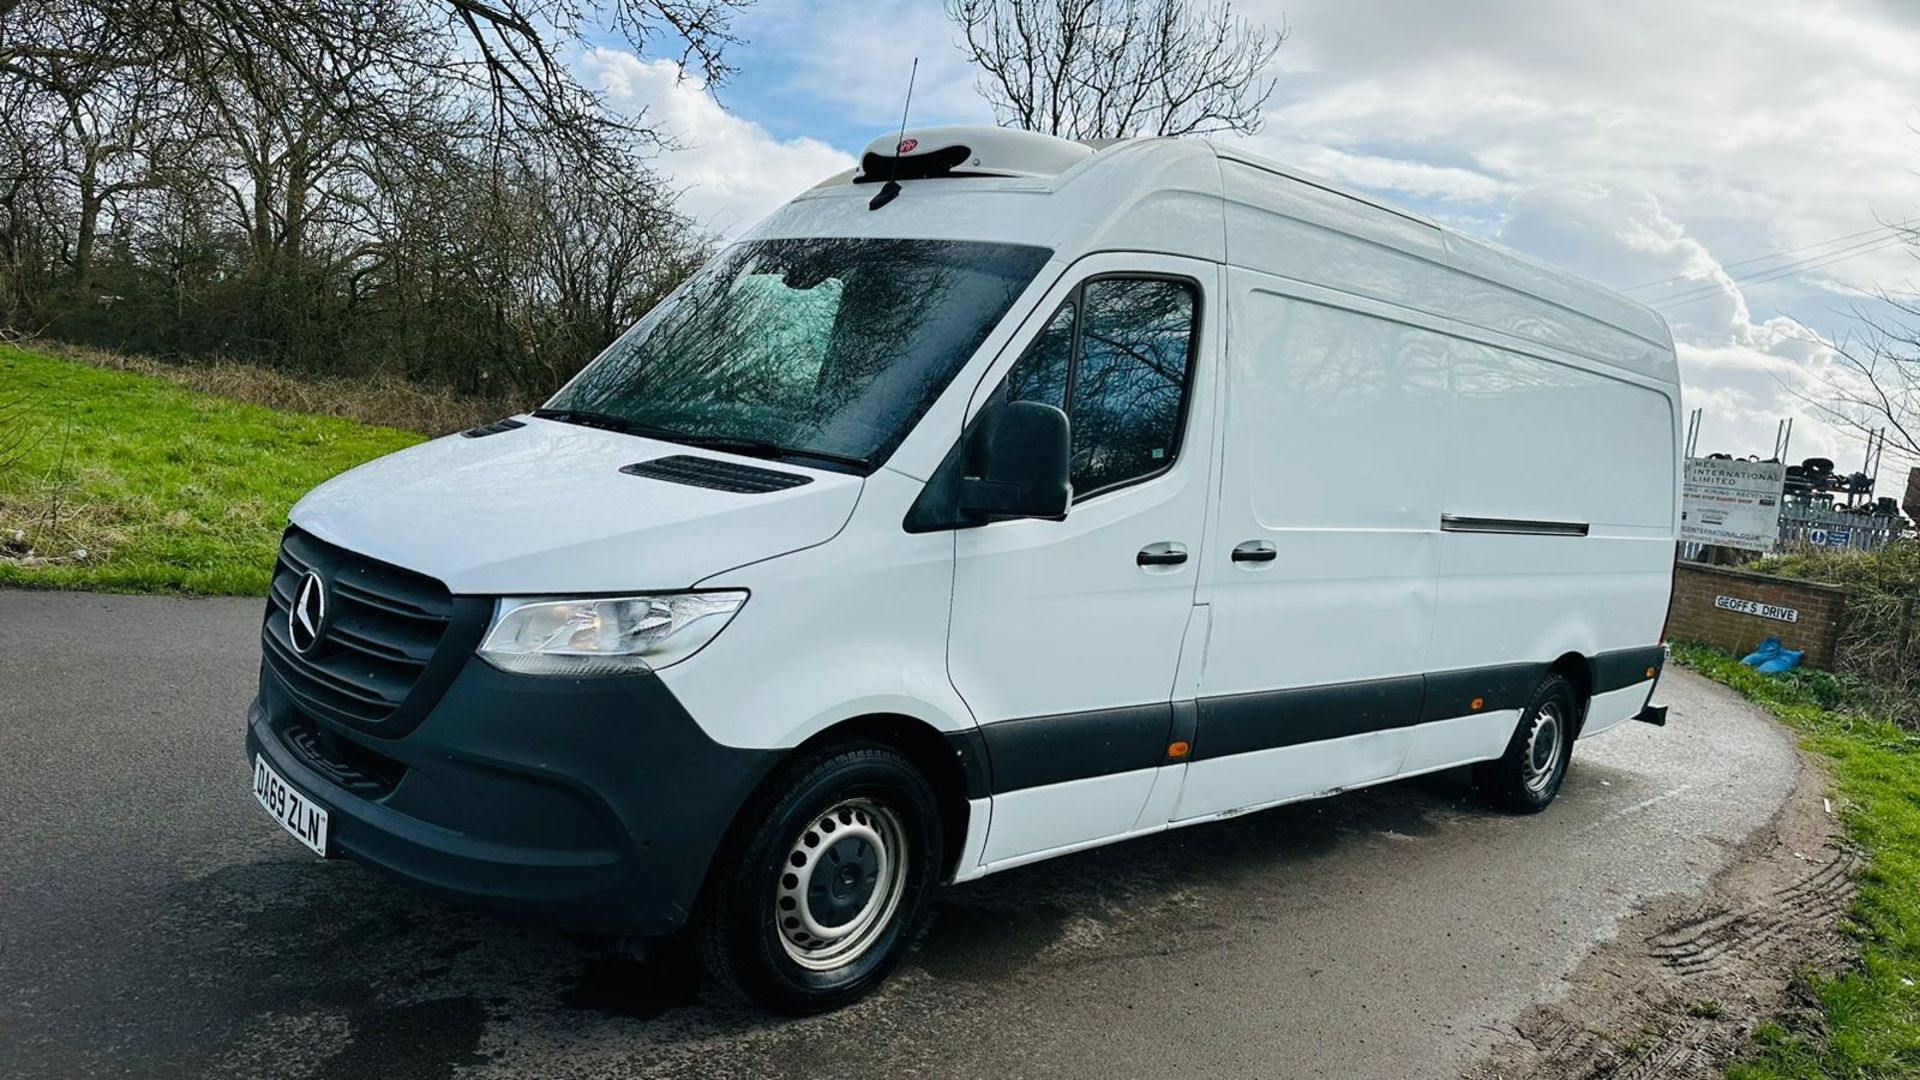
[247,656,780,936]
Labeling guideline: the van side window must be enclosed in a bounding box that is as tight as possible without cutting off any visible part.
[1000,277,1198,500]
[1070,279,1196,495]
[1005,301,1074,411]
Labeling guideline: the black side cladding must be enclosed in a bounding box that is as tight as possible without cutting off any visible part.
[959,648,1668,792]
[1593,645,1668,694]
[1420,662,1550,722]
[974,703,1173,792]
[1191,675,1427,762]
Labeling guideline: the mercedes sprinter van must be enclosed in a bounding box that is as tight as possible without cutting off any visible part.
[246,125,1679,1013]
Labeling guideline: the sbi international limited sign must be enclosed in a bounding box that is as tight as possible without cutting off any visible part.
[1681,458,1787,551]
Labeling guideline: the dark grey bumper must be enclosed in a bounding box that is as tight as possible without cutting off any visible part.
[247,656,780,936]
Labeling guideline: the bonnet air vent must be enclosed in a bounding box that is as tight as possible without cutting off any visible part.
[620,455,813,494]
[461,418,526,438]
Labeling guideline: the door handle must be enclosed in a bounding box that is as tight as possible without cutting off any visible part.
[1231,541,1277,564]
[1137,544,1189,567]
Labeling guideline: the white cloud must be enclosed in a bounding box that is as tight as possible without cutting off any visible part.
[583,1,1920,485]
[1219,0,1920,477]
[752,0,990,127]
[580,48,856,235]
[1483,178,1873,465]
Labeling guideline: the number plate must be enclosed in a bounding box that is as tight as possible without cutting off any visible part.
[252,755,330,857]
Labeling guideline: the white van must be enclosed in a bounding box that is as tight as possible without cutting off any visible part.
[246,126,1679,1013]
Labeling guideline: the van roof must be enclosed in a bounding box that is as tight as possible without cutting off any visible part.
[826,124,1435,222]
[804,125,1672,365]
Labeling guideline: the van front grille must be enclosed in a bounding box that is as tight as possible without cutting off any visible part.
[282,718,408,796]
[262,528,466,733]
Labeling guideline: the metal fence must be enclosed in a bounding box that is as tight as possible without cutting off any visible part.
[1681,499,1903,563]
[1775,496,1902,553]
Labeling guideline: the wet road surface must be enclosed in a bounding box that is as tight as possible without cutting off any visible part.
[0,590,1798,1079]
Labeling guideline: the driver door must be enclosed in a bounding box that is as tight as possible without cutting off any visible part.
[946,254,1220,868]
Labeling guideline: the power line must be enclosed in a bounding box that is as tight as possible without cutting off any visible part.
[1623,218,1918,293]
[1652,236,1906,312]
[1652,230,1907,307]
[1651,232,1912,313]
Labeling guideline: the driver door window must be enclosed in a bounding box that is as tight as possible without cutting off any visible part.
[1003,277,1198,501]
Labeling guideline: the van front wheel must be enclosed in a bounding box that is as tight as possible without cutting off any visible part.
[1474,674,1578,814]
[694,742,941,1014]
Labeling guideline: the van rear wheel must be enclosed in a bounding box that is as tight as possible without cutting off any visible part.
[694,742,941,1014]
[1474,674,1578,814]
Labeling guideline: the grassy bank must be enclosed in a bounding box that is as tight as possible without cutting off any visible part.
[1671,643,1920,1077]
[0,345,422,595]
[34,339,513,436]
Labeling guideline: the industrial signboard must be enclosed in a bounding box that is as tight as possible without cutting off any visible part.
[1681,458,1786,551]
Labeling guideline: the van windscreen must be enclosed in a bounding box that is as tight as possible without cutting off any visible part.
[545,238,1053,472]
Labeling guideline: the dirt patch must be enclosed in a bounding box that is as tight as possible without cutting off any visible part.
[1466,749,1856,1079]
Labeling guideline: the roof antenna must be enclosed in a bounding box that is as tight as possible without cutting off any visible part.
[869,57,918,212]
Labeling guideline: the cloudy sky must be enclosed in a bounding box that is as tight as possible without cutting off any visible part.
[582,0,1920,477]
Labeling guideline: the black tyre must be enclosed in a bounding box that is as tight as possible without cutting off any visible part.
[1473,674,1578,814]
[694,742,942,1014]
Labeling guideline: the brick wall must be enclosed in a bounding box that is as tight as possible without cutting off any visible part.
[1668,562,1849,668]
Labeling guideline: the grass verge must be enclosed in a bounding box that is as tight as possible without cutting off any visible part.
[0,344,422,595]
[1671,642,1920,1077]
[33,339,515,436]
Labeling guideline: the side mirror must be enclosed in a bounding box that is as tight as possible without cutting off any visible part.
[957,400,1071,521]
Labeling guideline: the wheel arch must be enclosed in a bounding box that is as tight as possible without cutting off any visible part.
[1549,651,1595,737]
[788,713,979,883]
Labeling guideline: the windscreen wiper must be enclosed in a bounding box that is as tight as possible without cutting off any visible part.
[531,407,631,433]
[665,432,870,472]
[537,410,868,471]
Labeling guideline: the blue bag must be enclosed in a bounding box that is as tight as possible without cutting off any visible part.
[1742,637,1783,667]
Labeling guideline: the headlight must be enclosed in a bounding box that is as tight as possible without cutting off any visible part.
[478,591,748,676]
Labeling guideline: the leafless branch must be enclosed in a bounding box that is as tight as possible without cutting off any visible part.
[947,0,1285,139]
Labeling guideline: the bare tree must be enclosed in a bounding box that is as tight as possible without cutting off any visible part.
[946,0,1285,140]
[1795,287,1920,465]
[0,0,725,395]
[2,1,747,158]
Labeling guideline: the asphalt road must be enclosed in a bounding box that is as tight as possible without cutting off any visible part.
[0,589,1799,1080]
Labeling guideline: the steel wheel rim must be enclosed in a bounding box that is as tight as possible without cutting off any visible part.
[1522,703,1563,795]
[774,797,909,971]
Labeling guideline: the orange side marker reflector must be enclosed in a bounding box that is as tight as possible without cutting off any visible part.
[1167,740,1192,759]
[1470,697,1485,710]
[1647,666,1658,679]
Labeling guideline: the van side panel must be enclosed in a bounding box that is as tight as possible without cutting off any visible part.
[1174,271,1447,820]
[1443,340,1676,531]
[1427,337,1678,723]
[1202,280,1448,691]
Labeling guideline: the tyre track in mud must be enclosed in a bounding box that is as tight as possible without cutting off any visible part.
[1468,746,1856,1080]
